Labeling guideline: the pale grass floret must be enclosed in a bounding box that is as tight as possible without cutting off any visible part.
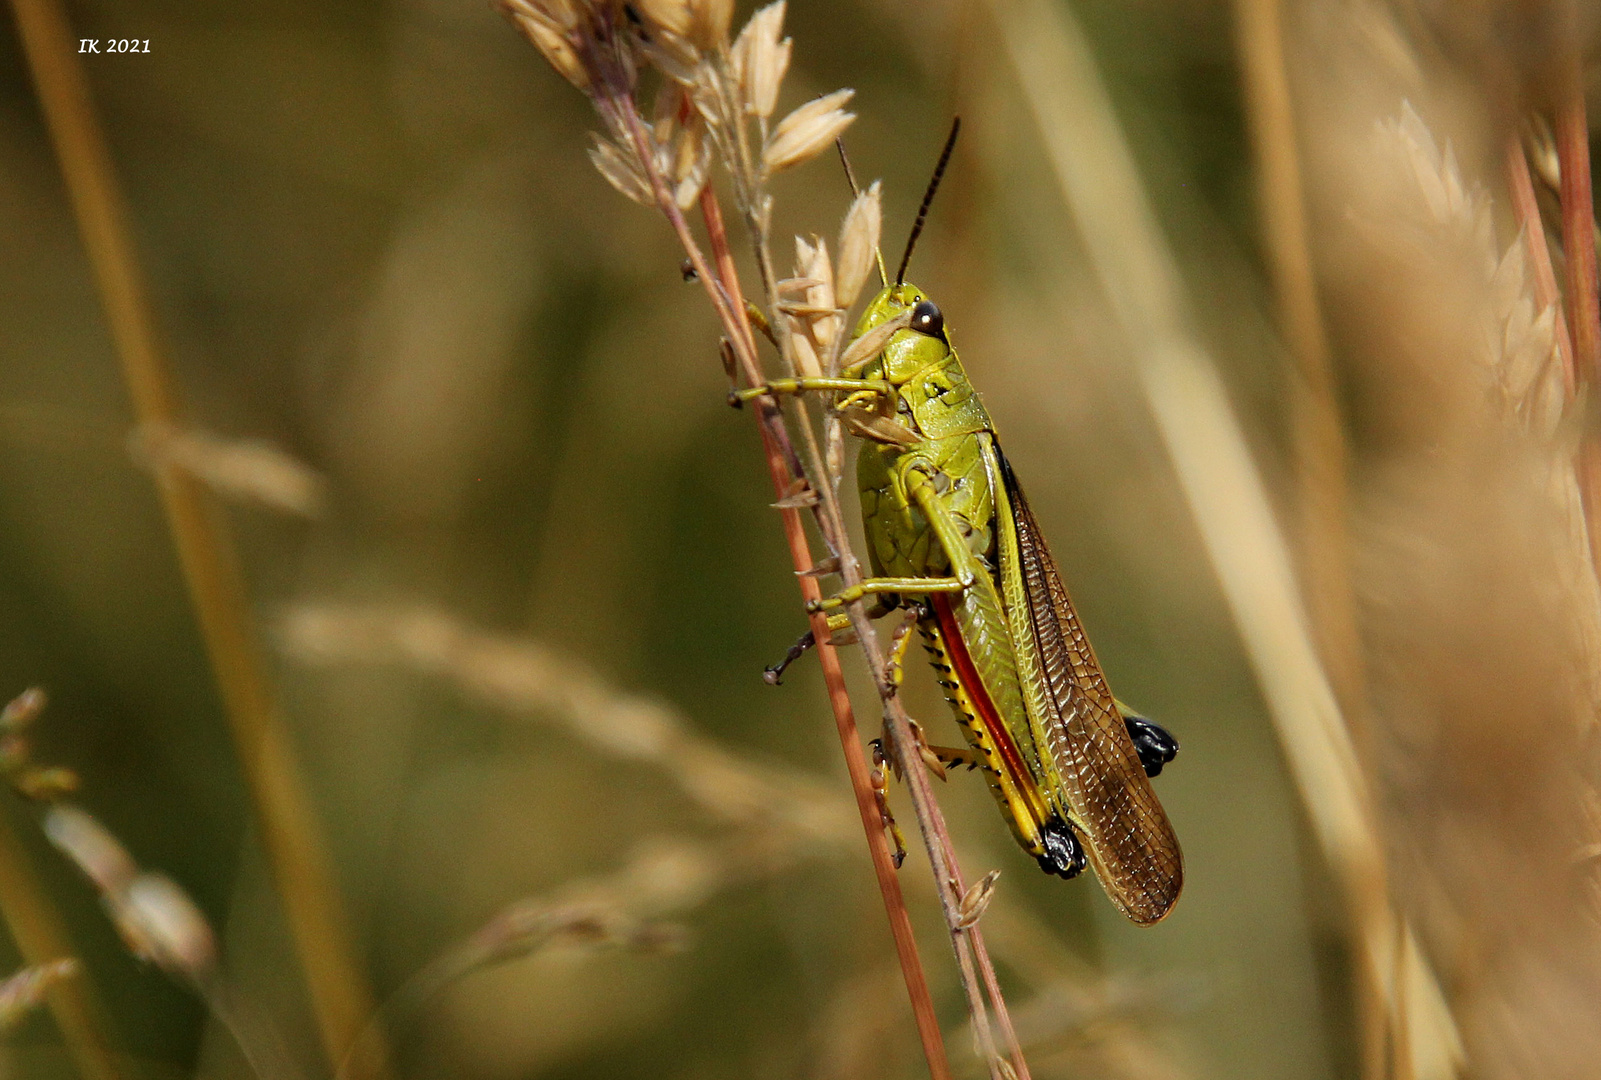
[835,180,882,310]
[633,0,732,51]
[731,1,790,119]
[499,0,590,90]
[0,960,78,1030]
[118,873,218,979]
[839,309,911,375]
[588,133,653,205]
[0,687,44,730]
[650,85,713,209]
[130,425,328,518]
[43,805,218,980]
[279,603,856,844]
[764,89,856,174]
[42,805,136,896]
[782,235,840,377]
[955,869,1001,930]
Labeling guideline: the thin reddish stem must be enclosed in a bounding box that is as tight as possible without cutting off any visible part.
[1559,95,1600,385]
[1510,133,1578,393]
[699,188,954,1080]
[1554,85,1601,598]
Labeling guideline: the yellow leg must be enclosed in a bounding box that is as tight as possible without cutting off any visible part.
[806,576,964,613]
[733,377,891,405]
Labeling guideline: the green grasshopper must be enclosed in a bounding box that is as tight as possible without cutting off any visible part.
[742,124,1183,925]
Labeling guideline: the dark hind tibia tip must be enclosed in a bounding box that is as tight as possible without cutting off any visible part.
[1124,714,1179,778]
[763,630,817,686]
[1036,820,1087,880]
[726,389,743,409]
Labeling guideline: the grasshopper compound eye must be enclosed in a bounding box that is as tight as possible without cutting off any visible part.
[909,299,946,341]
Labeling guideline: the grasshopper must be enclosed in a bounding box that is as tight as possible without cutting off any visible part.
[741,125,1182,925]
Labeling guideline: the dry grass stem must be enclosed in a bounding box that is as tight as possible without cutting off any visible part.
[6,0,383,1073]
[1232,0,1371,874]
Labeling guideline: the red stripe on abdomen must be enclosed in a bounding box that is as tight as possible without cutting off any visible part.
[930,594,1037,801]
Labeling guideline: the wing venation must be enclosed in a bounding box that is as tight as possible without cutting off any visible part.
[997,449,1183,924]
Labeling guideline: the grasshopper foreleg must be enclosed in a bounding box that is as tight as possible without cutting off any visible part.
[730,377,892,408]
[806,576,965,613]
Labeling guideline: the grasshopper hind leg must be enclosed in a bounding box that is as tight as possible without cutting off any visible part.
[1037,819,1088,879]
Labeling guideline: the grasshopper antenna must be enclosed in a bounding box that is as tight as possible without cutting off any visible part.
[896,116,961,287]
[836,138,888,288]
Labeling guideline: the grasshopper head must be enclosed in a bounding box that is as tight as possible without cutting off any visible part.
[853,281,950,384]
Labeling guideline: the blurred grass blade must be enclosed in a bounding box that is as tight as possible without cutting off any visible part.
[5,0,385,1075]
[983,0,1460,1073]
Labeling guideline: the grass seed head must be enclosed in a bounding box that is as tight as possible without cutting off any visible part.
[835,180,882,309]
[732,2,790,119]
[764,89,856,174]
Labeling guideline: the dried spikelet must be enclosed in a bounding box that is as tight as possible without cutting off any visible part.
[651,86,712,210]
[43,805,137,897]
[13,767,79,802]
[955,870,1000,929]
[454,901,685,979]
[764,89,855,174]
[0,960,77,1030]
[114,874,217,979]
[835,180,882,310]
[782,236,841,377]
[0,688,44,731]
[824,416,846,483]
[783,238,824,378]
[803,237,840,349]
[498,0,591,90]
[839,309,910,374]
[1379,102,1490,254]
[1490,235,1562,434]
[43,805,218,980]
[731,2,790,120]
[279,605,857,844]
[130,425,328,518]
[588,133,653,205]
[1524,114,1561,192]
[631,0,730,51]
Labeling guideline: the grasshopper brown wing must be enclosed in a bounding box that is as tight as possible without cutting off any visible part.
[997,450,1183,924]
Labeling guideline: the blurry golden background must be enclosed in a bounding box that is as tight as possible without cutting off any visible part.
[1,0,1598,1079]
